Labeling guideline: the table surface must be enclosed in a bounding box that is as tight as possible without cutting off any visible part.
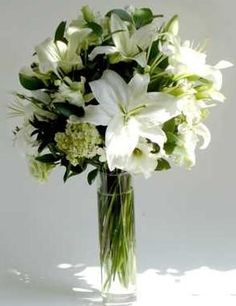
[1,265,236,306]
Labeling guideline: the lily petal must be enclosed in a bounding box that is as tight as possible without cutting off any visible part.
[138,92,181,124]
[111,14,134,55]
[35,38,67,74]
[195,123,211,149]
[132,51,147,67]
[138,123,167,149]
[132,21,158,50]
[128,73,150,109]
[215,60,234,69]
[106,115,139,170]
[89,70,129,116]
[89,46,118,60]
[82,105,111,125]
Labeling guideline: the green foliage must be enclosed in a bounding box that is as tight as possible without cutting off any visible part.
[133,8,154,29]
[163,118,176,134]
[30,116,67,153]
[156,158,171,171]
[164,131,179,155]
[148,73,172,92]
[54,21,67,42]
[62,159,87,182]
[148,40,160,65]
[35,154,61,163]
[106,9,133,23]
[87,168,98,185]
[19,73,45,90]
[86,22,103,36]
[54,102,85,118]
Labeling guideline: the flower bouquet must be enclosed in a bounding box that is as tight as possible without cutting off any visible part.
[10,5,232,305]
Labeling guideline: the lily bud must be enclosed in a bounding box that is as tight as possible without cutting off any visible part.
[165,15,179,35]
[81,5,95,23]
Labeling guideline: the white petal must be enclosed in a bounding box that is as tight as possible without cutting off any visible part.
[133,52,147,67]
[89,70,129,116]
[111,14,134,55]
[215,60,233,69]
[210,91,225,102]
[31,91,51,105]
[89,46,118,60]
[56,41,68,56]
[106,115,139,170]
[138,123,167,149]
[132,21,158,50]
[123,140,157,178]
[128,73,150,108]
[203,66,223,90]
[195,123,211,149]
[70,105,111,126]
[138,92,181,124]
[83,105,111,125]
[35,38,61,73]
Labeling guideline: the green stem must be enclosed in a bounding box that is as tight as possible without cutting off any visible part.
[97,171,136,292]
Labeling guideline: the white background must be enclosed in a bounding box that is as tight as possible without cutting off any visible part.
[0,0,235,305]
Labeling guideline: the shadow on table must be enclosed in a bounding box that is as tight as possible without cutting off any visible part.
[5,265,102,306]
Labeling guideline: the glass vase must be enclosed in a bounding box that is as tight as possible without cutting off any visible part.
[97,171,137,305]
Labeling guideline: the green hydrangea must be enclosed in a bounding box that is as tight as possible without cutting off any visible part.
[29,158,55,182]
[55,122,102,166]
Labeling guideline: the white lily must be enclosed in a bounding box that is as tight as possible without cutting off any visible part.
[89,14,158,67]
[173,122,211,168]
[35,37,84,75]
[115,138,158,178]
[75,70,181,171]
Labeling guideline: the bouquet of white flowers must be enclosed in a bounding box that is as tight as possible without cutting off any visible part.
[11,6,232,182]
[10,6,232,304]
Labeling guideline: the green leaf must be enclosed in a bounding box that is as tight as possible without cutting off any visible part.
[87,168,98,185]
[164,131,179,154]
[133,8,153,28]
[106,9,133,23]
[163,15,179,35]
[163,118,176,134]
[166,131,179,144]
[54,103,85,118]
[35,154,61,163]
[63,162,71,183]
[54,21,67,42]
[156,158,171,171]
[86,22,103,36]
[19,73,45,90]
[148,40,160,64]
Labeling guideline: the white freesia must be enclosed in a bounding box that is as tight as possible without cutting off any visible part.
[53,77,85,107]
[114,139,158,178]
[172,122,211,168]
[89,14,158,67]
[75,70,181,171]
[35,37,83,75]
[12,103,38,154]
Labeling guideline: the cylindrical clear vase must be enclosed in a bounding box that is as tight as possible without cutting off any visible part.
[97,171,137,305]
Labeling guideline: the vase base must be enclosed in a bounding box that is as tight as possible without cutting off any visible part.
[102,292,136,305]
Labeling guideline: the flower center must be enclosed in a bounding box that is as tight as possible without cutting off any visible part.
[132,148,143,158]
